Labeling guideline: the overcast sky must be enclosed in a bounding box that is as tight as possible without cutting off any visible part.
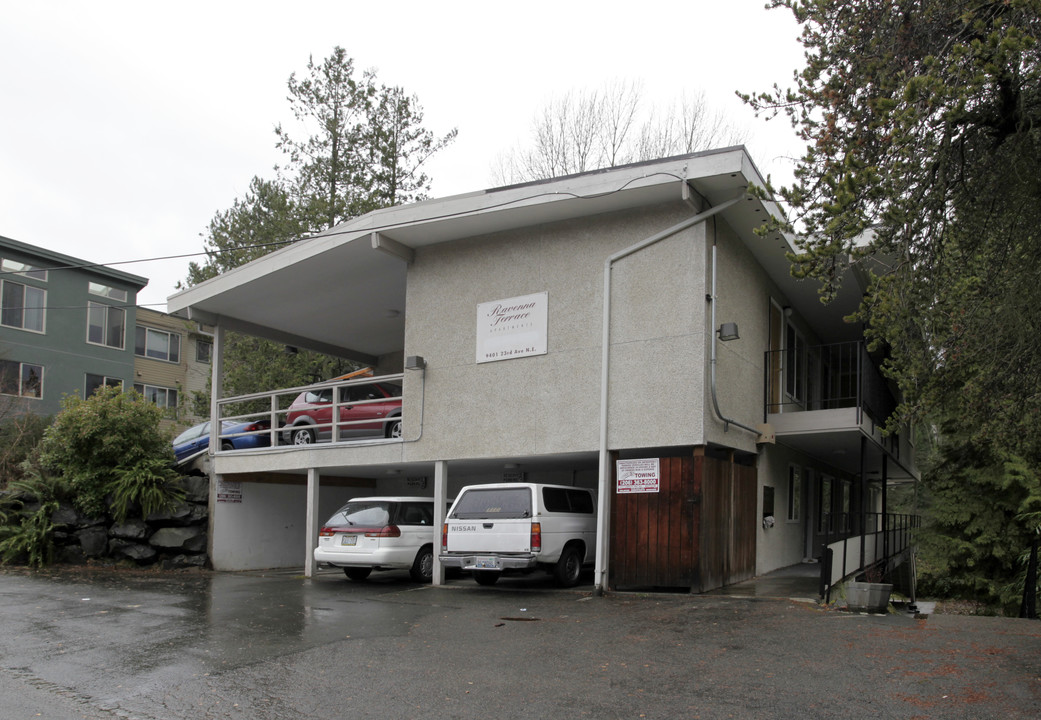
[1,0,807,308]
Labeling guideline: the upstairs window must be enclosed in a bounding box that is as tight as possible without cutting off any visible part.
[88,282,128,302]
[135,326,181,363]
[87,302,125,349]
[196,339,212,363]
[85,373,122,397]
[134,383,178,408]
[785,323,806,403]
[1,258,48,281]
[1,280,46,332]
[0,360,43,399]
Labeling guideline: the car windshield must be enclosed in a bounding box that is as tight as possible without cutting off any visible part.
[324,501,391,528]
[173,423,206,445]
[451,488,531,519]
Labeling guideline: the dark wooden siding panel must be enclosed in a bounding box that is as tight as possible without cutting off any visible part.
[610,454,697,589]
[698,457,728,592]
[732,463,758,583]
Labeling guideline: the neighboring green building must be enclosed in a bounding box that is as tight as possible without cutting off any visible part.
[0,234,148,418]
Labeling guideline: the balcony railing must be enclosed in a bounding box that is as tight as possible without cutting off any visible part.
[213,373,405,450]
[765,340,896,425]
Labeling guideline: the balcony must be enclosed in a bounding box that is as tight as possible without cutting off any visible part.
[765,340,916,482]
[211,373,406,473]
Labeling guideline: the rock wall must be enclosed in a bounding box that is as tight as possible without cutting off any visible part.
[49,475,210,569]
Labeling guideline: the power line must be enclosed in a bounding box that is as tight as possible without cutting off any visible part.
[2,169,699,284]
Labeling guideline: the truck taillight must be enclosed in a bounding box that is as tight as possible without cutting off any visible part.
[365,525,401,538]
[442,523,448,551]
[531,522,542,552]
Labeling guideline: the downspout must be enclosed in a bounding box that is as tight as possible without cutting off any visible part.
[594,193,744,596]
[708,243,761,436]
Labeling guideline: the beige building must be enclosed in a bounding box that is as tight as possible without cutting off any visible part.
[168,148,918,596]
[133,308,212,430]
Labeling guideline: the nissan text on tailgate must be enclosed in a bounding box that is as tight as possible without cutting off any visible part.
[439,483,596,587]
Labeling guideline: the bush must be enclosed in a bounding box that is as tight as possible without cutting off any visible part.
[0,462,65,567]
[0,411,49,489]
[36,386,182,520]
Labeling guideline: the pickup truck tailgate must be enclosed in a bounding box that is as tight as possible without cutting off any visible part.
[445,519,531,553]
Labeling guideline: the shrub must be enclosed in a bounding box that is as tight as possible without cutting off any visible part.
[0,411,49,489]
[36,386,181,519]
[0,463,65,567]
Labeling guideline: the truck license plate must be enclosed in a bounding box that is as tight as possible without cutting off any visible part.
[475,556,500,569]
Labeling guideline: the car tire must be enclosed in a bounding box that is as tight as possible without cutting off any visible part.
[386,418,402,439]
[409,546,433,583]
[220,441,234,451]
[554,544,583,587]
[472,570,501,586]
[344,567,372,581]
[292,427,315,445]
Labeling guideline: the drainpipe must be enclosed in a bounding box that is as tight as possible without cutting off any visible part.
[708,243,761,435]
[594,193,744,596]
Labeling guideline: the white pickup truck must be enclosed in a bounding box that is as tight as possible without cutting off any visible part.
[439,482,597,587]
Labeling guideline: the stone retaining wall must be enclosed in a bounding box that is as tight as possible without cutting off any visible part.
[49,475,210,569]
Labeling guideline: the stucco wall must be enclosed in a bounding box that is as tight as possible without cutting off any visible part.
[400,201,715,462]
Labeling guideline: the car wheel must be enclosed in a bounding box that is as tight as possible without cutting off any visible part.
[409,546,434,583]
[554,544,583,587]
[344,567,372,581]
[220,441,234,451]
[292,427,315,445]
[472,570,500,586]
[386,418,402,439]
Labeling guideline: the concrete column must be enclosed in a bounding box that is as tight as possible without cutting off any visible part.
[305,467,320,578]
[432,460,448,586]
[206,325,224,565]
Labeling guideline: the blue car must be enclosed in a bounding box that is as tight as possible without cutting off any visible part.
[172,419,272,465]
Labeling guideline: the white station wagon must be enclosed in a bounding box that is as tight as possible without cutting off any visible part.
[315,496,439,582]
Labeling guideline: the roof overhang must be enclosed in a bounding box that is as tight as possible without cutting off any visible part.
[167,146,859,358]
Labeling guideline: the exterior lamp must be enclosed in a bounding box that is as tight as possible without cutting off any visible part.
[405,355,426,371]
[717,322,740,342]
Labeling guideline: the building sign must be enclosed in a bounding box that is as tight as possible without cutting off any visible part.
[476,292,548,364]
[616,458,661,494]
[216,478,242,503]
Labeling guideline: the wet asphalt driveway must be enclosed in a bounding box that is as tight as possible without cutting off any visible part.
[1,566,1040,720]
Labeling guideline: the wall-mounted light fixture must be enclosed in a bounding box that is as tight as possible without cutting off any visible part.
[717,322,740,342]
[783,305,793,318]
[405,355,426,371]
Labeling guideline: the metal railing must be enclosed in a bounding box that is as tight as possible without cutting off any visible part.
[819,512,920,601]
[764,340,896,425]
[213,373,405,450]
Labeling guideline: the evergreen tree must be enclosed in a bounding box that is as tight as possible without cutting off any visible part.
[745,0,1041,610]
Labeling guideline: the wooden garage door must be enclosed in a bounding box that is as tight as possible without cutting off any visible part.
[610,452,757,592]
[610,456,696,589]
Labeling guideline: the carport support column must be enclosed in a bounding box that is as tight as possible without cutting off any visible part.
[305,468,320,578]
[433,460,448,586]
[207,325,225,565]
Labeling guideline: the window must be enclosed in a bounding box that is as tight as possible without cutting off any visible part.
[134,383,178,408]
[1,280,46,332]
[0,360,43,399]
[196,339,212,363]
[1,258,47,281]
[88,282,128,302]
[135,326,181,363]
[785,323,806,402]
[85,374,121,397]
[787,466,802,522]
[87,302,125,349]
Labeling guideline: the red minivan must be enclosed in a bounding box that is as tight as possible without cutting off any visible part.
[283,380,402,445]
